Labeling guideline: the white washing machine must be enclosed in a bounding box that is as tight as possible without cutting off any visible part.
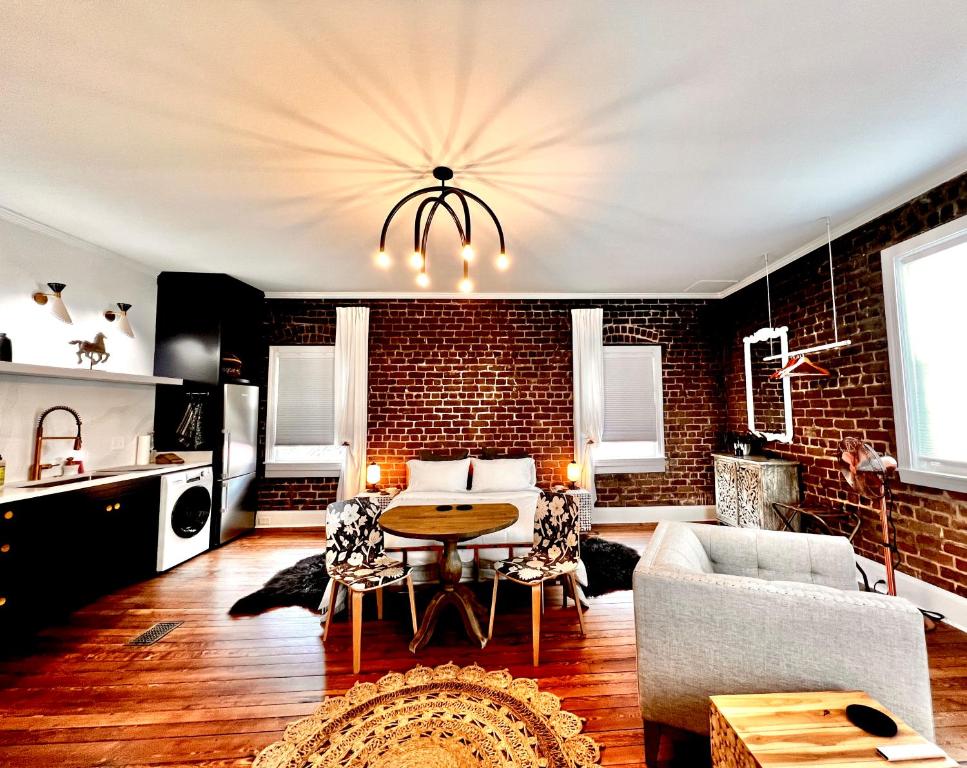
[157,466,214,571]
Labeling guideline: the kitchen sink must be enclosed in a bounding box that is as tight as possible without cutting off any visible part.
[19,474,98,488]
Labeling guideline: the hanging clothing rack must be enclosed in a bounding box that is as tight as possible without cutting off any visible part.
[764,216,852,362]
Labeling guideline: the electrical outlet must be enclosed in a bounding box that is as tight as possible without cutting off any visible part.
[111,437,125,450]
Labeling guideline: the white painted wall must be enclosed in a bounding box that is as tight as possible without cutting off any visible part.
[0,211,157,373]
[0,210,159,482]
[0,376,155,482]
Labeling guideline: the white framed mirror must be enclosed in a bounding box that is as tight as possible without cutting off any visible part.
[743,326,793,443]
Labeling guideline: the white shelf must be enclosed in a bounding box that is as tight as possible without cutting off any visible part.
[0,361,183,386]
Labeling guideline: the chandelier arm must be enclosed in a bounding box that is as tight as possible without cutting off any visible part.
[413,195,466,253]
[440,188,472,245]
[420,197,467,255]
[379,185,446,250]
[450,188,505,253]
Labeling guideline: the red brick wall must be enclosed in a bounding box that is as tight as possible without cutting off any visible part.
[717,171,967,596]
[258,299,724,511]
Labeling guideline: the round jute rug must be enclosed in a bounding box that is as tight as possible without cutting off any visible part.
[253,662,601,768]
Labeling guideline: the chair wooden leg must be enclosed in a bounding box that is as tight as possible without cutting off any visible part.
[531,584,542,666]
[376,587,384,620]
[351,590,363,674]
[406,574,418,635]
[568,573,586,635]
[562,575,568,607]
[643,719,662,766]
[540,581,545,614]
[322,581,338,642]
[488,573,500,639]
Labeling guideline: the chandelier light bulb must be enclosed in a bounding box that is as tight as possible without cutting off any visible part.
[496,252,510,271]
[416,272,430,288]
[461,244,474,262]
[408,251,424,270]
[375,250,391,269]
[458,277,473,294]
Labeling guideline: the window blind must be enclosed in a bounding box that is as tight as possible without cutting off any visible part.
[273,352,335,446]
[602,348,659,442]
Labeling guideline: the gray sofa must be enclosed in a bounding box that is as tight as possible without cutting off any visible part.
[633,521,933,759]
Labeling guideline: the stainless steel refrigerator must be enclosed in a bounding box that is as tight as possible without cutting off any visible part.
[214,383,258,545]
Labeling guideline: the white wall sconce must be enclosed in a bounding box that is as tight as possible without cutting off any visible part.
[32,282,73,324]
[104,302,134,338]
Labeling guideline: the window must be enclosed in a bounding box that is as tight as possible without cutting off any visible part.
[882,214,967,493]
[264,346,343,477]
[594,345,665,473]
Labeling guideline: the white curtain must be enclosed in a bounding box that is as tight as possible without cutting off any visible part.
[572,308,604,502]
[334,307,370,500]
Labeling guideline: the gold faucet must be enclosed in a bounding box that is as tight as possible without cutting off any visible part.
[30,406,83,481]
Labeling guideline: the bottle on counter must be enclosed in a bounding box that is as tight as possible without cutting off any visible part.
[0,453,5,490]
[0,333,11,363]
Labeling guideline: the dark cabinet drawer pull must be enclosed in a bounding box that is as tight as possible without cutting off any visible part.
[0,544,9,554]
[3,511,12,520]
[0,597,6,607]
[114,503,121,510]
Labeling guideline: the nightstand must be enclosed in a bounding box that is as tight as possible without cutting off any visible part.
[357,492,394,513]
[566,488,593,532]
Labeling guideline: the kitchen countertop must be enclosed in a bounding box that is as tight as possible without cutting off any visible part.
[0,462,213,505]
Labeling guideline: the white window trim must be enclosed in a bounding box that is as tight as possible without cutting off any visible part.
[595,345,666,474]
[264,345,342,478]
[882,213,967,494]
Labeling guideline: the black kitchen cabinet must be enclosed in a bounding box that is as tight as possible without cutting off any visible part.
[75,477,161,597]
[0,476,161,646]
[152,272,264,453]
[153,272,264,386]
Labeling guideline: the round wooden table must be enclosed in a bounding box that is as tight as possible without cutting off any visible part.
[380,502,518,652]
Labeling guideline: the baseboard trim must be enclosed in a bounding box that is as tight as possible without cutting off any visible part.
[256,510,326,528]
[855,554,967,633]
[592,505,717,525]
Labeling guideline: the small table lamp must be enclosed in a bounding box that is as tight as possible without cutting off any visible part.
[366,461,381,492]
[566,462,581,490]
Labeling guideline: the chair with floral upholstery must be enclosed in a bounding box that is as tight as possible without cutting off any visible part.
[487,490,585,665]
[322,497,418,673]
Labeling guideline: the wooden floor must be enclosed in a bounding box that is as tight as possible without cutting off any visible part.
[0,526,964,767]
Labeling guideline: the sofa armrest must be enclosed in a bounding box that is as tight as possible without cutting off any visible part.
[633,566,933,738]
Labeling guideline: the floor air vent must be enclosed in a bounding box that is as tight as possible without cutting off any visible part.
[128,621,183,646]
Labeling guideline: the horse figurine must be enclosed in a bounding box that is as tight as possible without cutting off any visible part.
[69,333,110,368]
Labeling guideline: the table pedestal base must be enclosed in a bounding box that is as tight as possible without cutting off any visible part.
[408,584,490,652]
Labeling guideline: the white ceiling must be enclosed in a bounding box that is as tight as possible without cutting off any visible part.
[2,1,967,296]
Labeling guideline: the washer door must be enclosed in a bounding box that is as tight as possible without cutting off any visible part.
[170,485,212,538]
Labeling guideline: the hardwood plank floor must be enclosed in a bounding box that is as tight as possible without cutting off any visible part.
[0,525,963,767]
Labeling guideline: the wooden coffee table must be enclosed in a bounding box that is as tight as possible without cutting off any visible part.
[710,691,956,767]
[380,502,518,652]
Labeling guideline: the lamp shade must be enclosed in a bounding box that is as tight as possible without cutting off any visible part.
[566,462,581,484]
[366,462,381,486]
[33,282,73,324]
[104,303,135,338]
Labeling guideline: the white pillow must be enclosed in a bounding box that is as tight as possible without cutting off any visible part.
[470,457,536,492]
[406,458,471,492]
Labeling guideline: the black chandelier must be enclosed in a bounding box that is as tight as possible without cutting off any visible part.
[376,166,507,292]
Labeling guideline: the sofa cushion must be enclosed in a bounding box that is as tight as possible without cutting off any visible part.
[686,523,858,590]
